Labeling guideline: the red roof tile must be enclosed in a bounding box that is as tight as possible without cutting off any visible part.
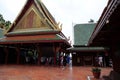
[0,34,65,44]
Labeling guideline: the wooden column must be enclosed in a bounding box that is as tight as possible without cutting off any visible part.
[53,44,57,66]
[36,45,41,65]
[59,51,61,66]
[92,56,93,66]
[104,51,110,67]
[4,47,9,64]
[16,47,20,64]
[111,46,120,73]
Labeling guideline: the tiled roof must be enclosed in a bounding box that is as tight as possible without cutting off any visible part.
[6,30,60,36]
[37,0,57,25]
[0,34,65,44]
[74,23,96,46]
[67,47,107,52]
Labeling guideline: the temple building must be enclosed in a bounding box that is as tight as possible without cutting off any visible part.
[0,0,71,65]
[68,23,110,66]
[88,0,120,80]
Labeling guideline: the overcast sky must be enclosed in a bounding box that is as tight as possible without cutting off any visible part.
[0,0,108,44]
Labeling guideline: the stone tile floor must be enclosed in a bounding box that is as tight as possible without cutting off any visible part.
[0,65,112,80]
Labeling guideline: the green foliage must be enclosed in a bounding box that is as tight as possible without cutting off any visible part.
[28,50,33,56]
[0,13,11,30]
[92,67,101,73]
[5,21,11,29]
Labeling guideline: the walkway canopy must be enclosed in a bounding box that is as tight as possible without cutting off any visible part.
[67,47,108,52]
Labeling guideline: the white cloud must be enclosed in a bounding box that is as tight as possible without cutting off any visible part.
[0,0,26,21]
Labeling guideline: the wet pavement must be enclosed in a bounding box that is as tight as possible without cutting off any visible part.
[0,65,112,80]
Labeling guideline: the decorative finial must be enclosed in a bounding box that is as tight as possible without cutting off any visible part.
[59,24,62,31]
[57,22,62,31]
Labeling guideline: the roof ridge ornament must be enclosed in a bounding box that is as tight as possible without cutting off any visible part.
[57,22,62,31]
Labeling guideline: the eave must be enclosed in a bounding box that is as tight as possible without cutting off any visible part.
[67,47,108,52]
[0,34,68,45]
[89,0,119,44]
[88,0,120,46]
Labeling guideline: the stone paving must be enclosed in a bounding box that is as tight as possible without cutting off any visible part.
[0,65,112,80]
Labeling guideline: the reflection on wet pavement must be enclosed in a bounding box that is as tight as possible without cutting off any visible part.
[0,65,112,80]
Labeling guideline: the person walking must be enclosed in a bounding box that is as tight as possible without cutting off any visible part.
[66,55,70,66]
[60,56,63,67]
[95,56,99,67]
[98,56,103,67]
[63,55,67,68]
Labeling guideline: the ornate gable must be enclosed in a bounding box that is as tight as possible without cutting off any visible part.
[12,4,53,33]
[6,0,62,35]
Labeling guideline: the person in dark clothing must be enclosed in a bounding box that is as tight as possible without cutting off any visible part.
[63,55,67,67]
[66,55,70,66]
[95,56,99,67]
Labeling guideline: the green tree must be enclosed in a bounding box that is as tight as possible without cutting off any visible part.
[0,14,5,23]
[0,14,5,29]
[5,21,11,30]
[0,14,11,30]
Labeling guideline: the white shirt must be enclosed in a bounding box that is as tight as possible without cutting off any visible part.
[99,56,103,62]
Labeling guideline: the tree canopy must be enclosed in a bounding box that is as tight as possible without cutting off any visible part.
[0,14,11,30]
